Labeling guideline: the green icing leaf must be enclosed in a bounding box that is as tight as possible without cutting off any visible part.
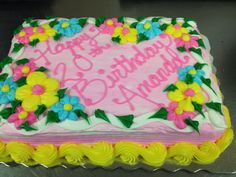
[14,25,23,35]
[137,33,148,43]
[149,107,168,119]
[35,66,48,72]
[159,24,168,31]
[49,19,59,28]
[46,16,55,20]
[0,73,8,81]
[46,111,60,124]
[74,110,90,124]
[53,33,62,41]
[177,46,186,53]
[163,84,178,92]
[29,39,39,47]
[112,36,121,43]
[189,47,202,58]
[151,17,161,22]
[11,100,21,112]
[171,18,177,25]
[184,17,194,22]
[184,118,199,133]
[35,104,47,118]
[182,22,191,28]
[0,56,13,70]
[16,58,29,65]
[30,21,39,27]
[19,121,37,131]
[201,77,217,94]
[185,74,194,84]
[94,109,110,123]
[95,16,106,27]
[136,16,145,22]
[197,39,206,48]
[15,77,27,87]
[189,30,199,35]
[118,16,125,23]
[57,88,67,99]
[78,18,88,27]
[115,115,134,128]
[194,62,207,70]
[192,101,205,118]
[130,22,138,28]
[206,102,223,115]
[12,43,24,53]
[0,108,13,119]
[25,17,34,24]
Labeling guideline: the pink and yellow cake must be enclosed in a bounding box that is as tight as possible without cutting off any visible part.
[0,17,233,167]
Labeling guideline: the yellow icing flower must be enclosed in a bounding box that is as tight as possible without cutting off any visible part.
[168,81,205,113]
[29,24,57,42]
[165,23,189,38]
[112,23,138,44]
[15,72,59,111]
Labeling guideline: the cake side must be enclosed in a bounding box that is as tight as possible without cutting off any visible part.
[0,16,233,166]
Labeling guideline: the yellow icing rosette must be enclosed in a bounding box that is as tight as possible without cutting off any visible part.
[33,144,60,167]
[59,143,85,165]
[6,142,35,165]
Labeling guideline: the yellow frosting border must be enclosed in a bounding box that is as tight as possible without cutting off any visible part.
[0,106,233,167]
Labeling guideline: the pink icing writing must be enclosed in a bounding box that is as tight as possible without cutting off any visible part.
[22,25,197,115]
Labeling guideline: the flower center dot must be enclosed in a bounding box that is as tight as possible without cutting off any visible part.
[37,27,45,33]
[144,23,151,29]
[19,31,26,37]
[32,84,45,95]
[174,24,181,29]
[175,107,183,115]
[122,27,130,35]
[184,88,195,96]
[107,20,113,25]
[188,69,197,75]
[61,22,70,28]
[63,104,73,111]
[21,66,30,74]
[18,111,28,119]
[182,34,190,42]
[1,85,10,93]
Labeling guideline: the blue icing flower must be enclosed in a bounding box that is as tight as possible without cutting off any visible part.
[51,95,84,121]
[178,66,205,85]
[136,20,162,39]
[54,18,82,37]
[0,77,16,104]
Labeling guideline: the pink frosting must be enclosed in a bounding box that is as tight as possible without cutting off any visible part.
[19,24,198,116]
[15,27,34,44]
[175,35,199,50]
[7,107,37,128]
[99,18,122,35]
[12,60,37,81]
[0,122,224,146]
[167,102,195,129]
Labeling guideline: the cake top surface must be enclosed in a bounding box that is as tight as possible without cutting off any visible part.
[0,17,227,135]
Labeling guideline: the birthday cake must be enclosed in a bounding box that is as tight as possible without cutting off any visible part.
[0,17,233,167]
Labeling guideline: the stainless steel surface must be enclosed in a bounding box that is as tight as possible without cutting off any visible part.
[0,0,236,176]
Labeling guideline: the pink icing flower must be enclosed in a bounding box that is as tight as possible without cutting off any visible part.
[13,60,37,81]
[8,106,37,128]
[167,102,195,129]
[15,27,34,44]
[175,34,199,50]
[99,18,122,35]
